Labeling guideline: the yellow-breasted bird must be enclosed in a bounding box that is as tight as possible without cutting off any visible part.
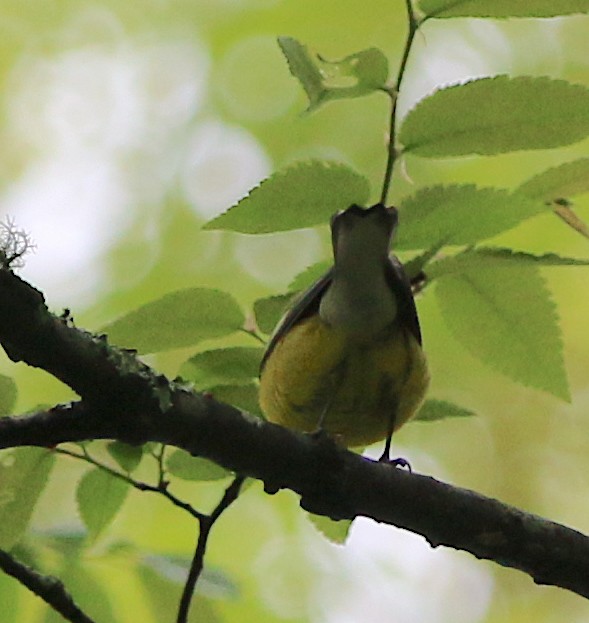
[258,203,429,461]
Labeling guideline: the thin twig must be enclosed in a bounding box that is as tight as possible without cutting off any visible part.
[0,549,96,623]
[177,475,245,623]
[380,0,420,204]
[55,446,205,520]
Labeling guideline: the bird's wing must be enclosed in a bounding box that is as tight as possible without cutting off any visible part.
[259,267,334,374]
[386,254,423,345]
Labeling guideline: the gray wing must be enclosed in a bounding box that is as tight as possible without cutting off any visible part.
[259,267,334,374]
[387,254,423,345]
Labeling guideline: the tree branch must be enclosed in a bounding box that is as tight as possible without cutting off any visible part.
[0,549,96,623]
[0,268,588,600]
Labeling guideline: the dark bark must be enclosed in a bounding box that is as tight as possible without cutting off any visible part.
[0,267,588,601]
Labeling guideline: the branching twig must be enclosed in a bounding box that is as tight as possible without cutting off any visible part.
[177,475,245,623]
[55,446,205,520]
[57,443,242,619]
[0,549,96,623]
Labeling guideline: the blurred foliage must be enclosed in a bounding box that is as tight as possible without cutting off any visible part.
[0,1,588,622]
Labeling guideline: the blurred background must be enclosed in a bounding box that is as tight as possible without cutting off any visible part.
[1,0,589,621]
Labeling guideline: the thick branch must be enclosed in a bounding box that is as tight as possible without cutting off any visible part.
[0,268,588,600]
[0,550,96,623]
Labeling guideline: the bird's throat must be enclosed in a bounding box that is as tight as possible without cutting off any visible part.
[319,261,398,337]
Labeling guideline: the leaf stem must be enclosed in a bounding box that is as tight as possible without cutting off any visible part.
[239,326,267,345]
[380,0,420,205]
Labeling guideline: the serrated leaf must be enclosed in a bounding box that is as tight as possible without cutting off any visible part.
[465,248,589,267]
[400,76,589,157]
[210,383,263,417]
[306,513,352,545]
[428,248,589,278]
[278,37,324,107]
[518,158,589,201]
[0,374,17,416]
[288,260,331,291]
[414,399,476,422]
[179,347,263,389]
[396,185,543,249]
[434,252,569,400]
[278,37,388,111]
[76,468,129,541]
[203,161,370,234]
[106,441,143,473]
[166,449,229,481]
[0,448,55,549]
[420,0,589,18]
[254,293,294,334]
[103,288,245,354]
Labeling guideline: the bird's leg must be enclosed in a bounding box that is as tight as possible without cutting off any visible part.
[311,361,345,437]
[316,393,334,430]
[312,390,336,439]
[378,404,411,470]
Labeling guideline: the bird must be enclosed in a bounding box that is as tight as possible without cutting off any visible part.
[258,203,429,462]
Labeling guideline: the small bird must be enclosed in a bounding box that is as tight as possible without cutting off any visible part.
[258,203,429,461]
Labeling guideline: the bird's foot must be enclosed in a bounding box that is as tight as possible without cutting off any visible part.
[378,452,412,471]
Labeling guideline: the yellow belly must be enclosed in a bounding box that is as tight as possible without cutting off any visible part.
[258,315,429,447]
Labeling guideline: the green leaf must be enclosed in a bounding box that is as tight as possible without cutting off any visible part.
[306,513,352,545]
[254,293,294,334]
[399,76,589,157]
[419,0,589,18]
[396,185,543,250]
[103,288,245,354]
[76,468,129,541]
[433,251,569,400]
[402,244,443,281]
[166,449,229,481]
[106,441,144,473]
[0,566,19,621]
[455,248,589,267]
[278,37,388,111]
[518,158,589,201]
[210,383,263,417]
[43,564,117,623]
[179,347,263,389]
[0,448,55,549]
[288,260,331,291]
[138,557,221,623]
[203,161,370,234]
[255,263,331,335]
[0,374,17,416]
[414,399,476,422]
